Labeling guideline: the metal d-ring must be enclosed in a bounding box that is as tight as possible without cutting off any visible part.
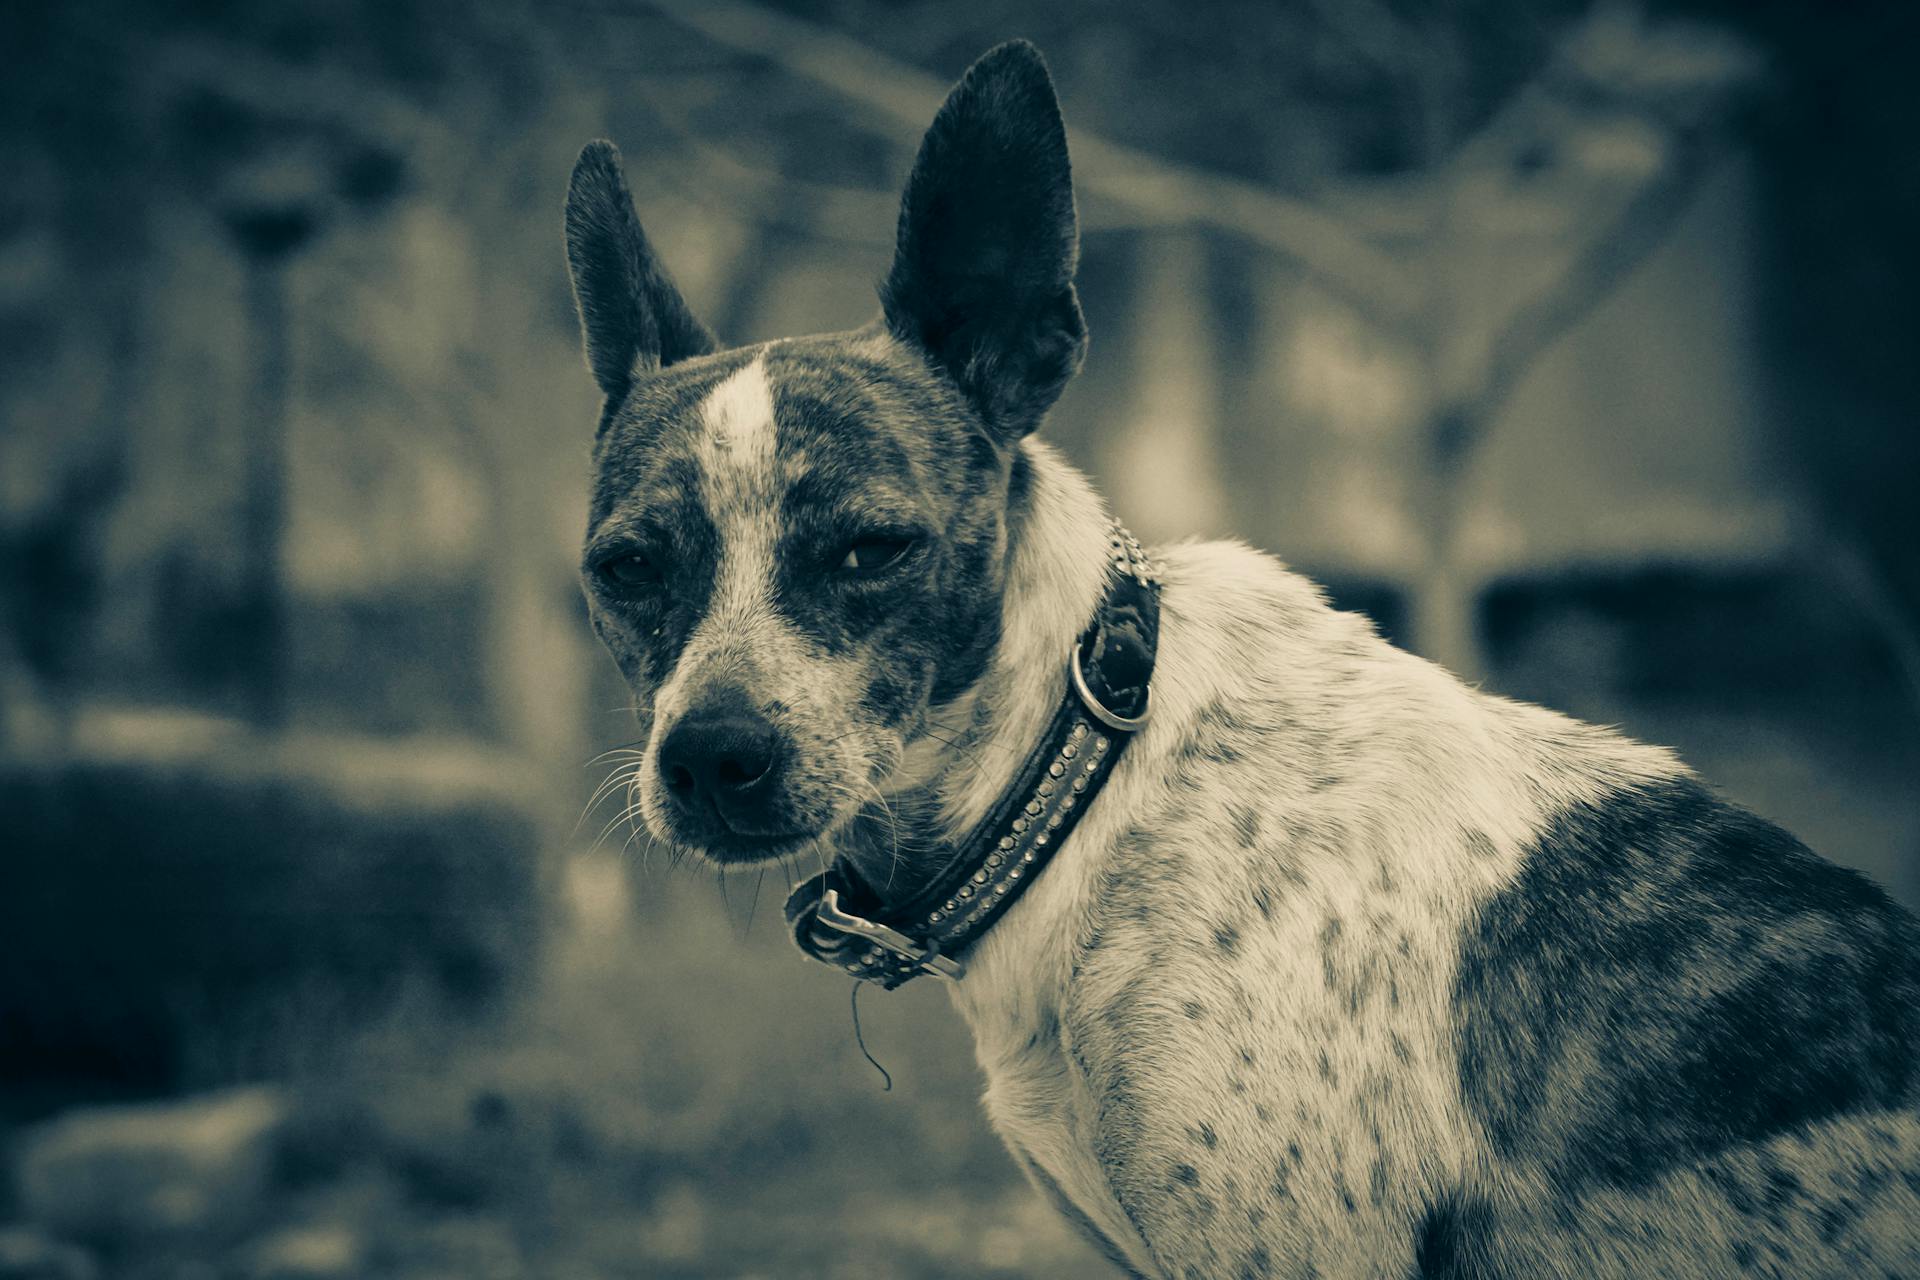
[1068,642,1151,733]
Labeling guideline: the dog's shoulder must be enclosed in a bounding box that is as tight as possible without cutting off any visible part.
[1050,538,1920,1274]
[1456,773,1920,1193]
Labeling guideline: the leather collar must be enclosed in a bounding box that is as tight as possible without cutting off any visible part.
[785,523,1160,989]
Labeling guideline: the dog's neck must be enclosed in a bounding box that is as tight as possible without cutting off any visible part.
[832,440,1114,899]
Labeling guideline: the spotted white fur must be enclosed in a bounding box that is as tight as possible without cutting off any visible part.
[935,442,1686,1277]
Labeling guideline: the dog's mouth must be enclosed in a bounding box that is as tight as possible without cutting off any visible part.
[641,731,900,869]
[694,828,817,866]
[653,794,836,867]
[666,785,883,868]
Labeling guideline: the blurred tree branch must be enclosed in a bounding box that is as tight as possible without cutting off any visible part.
[603,0,1753,420]
[575,0,1424,326]
[1424,3,1761,468]
[623,77,901,247]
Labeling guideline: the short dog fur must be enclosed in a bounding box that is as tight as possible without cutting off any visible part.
[565,41,1920,1279]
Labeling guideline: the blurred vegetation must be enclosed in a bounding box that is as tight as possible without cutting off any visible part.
[2,1,1918,1276]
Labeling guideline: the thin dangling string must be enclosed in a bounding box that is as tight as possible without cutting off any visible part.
[849,980,893,1092]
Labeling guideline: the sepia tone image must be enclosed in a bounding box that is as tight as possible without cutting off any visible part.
[3,2,1918,1277]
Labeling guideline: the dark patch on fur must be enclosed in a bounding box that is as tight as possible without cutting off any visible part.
[582,406,739,687]
[1172,1162,1201,1187]
[1462,828,1499,861]
[1411,1196,1499,1280]
[767,342,1008,702]
[1232,803,1262,847]
[1455,777,1920,1193]
[1214,921,1241,956]
[1762,1162,1803,1214]
[1319,916,1343,990]
[1818,1200,1857,1242]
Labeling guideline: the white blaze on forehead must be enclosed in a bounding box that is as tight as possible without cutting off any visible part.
[696,353,778,493]
[693,353,782,580]
[690,352,783,613]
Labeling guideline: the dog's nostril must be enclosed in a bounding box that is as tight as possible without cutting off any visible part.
[668,764,696,796]
[716,754,769,787]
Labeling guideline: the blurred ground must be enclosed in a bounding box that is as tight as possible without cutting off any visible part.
[4,847,1114,1279]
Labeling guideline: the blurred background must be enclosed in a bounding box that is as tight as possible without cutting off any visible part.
[2,0,1917,1276]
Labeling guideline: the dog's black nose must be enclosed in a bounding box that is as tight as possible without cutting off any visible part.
[658,708,784,829]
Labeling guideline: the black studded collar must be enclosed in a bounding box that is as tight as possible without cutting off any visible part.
[784,523,1160,989]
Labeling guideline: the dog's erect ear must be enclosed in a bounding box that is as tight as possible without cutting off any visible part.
[565,140,717,396]
[880,41,1086,439]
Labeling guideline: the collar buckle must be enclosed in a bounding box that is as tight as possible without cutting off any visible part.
[815,889,967,980]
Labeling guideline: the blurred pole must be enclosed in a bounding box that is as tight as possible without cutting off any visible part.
[1106,231,1228,543]
[237,255,290,729]
[224,193,319,731]
[1409,407,1483,682]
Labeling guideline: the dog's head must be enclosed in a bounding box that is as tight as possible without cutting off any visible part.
[568,42,1085,864]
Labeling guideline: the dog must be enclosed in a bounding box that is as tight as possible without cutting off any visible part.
[563,39,1920,1280]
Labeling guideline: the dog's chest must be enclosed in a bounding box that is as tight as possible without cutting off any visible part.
[959,787,1502,1278]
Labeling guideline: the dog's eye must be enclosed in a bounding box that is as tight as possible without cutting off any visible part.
[837,536,913,574]
[598,552,662,587]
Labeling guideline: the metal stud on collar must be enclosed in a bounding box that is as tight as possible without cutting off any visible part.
[1107,521,1157,588]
